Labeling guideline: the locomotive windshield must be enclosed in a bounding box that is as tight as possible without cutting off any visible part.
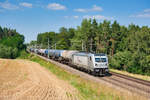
[95,58,107,62]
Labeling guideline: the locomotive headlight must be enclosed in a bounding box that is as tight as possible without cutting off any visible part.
[95,64,98,66]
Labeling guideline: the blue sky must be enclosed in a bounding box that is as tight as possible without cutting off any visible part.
[0,0,150,43]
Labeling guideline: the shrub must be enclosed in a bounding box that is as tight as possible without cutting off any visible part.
[0,44,18,59]
[109,51,132,71]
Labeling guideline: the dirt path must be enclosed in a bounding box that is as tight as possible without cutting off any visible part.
[0,59,79,100]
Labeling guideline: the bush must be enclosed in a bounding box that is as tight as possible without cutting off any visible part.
[0,33,25,59]
[0,44,18,59]
[110,51,150,75]
[109,51,132,71]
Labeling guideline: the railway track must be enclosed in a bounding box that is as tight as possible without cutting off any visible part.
[33,53,150,99]
[105,72,150,98]
[101,74,150,98]
[110,72,150,87]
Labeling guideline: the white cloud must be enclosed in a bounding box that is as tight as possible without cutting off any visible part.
[74,8,87,13]
[64,16,69,18]
[47,3,66,10]
[130,9,150,18]
[20,2,32,8]
[64,15,79,19]
[144,9,150,13]
[130,14,150,18]
[74,5,102,13]
[91,5,103,12]
[137,14,150,18]
[83,15,113,20]
[73,16,79,19]
[0,2,19,10]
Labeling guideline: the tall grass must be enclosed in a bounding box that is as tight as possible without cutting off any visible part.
[17,50,30,59]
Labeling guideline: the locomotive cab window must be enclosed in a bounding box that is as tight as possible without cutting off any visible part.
[101,58,107,62]
[95,58,107,62]
[95,58,101,62]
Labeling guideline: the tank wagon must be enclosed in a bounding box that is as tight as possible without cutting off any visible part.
[34,49,39,54]
[61,50,79,64]
[30,48,109,76]
[30,48,34,52]
[38,49,46,56]
[54,50,64,60]
[45,49,64,60]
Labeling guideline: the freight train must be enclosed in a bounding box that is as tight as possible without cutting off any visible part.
[30,48,109,76]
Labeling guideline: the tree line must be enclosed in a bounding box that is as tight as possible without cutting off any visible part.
[32,19,150,75]
[0,26,25,58]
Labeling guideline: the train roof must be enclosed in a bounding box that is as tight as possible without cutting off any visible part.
[73,52,107,57]
[73,52,93,56]
[45,49,64,51]
[94,53,106,56]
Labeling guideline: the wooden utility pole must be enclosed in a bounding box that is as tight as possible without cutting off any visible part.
[90,38,93,52]
[55,43,56,50]
[48,38,50,58]
[82,40,84,51]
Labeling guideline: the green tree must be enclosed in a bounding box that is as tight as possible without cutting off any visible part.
[96,20,111,53]
[0,26,25,59]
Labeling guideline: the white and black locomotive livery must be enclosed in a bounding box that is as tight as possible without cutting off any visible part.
[30,48,109,76]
